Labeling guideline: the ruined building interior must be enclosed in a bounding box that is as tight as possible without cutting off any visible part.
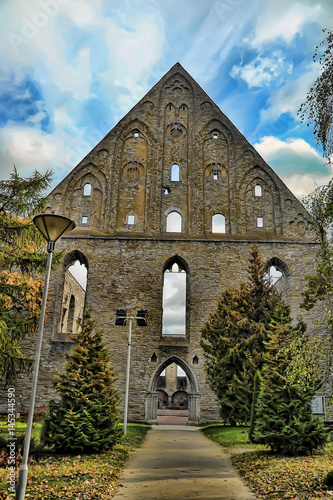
[7,63,332,424]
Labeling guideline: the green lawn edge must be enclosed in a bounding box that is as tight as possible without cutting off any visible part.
[201,424,333,499]
[0,423,151,499]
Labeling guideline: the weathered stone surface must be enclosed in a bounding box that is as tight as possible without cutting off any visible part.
[4,63,331,423]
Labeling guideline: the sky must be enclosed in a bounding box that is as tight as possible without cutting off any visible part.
[0,0,333,199]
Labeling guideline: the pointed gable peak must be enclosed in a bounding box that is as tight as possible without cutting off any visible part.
[148,62,212,104]
[159,62,196,85]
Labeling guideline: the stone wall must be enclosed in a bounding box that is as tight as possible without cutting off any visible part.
[54,270,86,340]
[4,63,331,423]
[6,236,326,423]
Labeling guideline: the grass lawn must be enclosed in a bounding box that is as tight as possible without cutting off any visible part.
[0,421,150,499]
[202,425,333,500]
[201,423,263,449]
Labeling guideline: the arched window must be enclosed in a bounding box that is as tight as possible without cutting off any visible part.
[59,255,88,337]
[264,265,283,286]
[162,260,186,336]
[212,214,226,233]
[166,211,182,232]
[83,183,92,196]
[255,184,262,197]
[171,164,180,182]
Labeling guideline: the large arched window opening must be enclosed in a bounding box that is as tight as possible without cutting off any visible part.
[146,355,200,423]
[264,258,290,302]
[166,211,182,232]
[59,253,88,336]
[162,259,186,336]
[157,363,189,409]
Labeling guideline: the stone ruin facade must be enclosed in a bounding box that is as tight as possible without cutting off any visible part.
[7,63,332,424]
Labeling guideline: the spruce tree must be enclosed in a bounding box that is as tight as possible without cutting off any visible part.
[201,244,282,424]
[201,284,254,423]
[248,369,262,442]
[254,306,329,455]
[42,312,121,453]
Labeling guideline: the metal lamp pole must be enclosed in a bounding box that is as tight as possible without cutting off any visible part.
[16,214,75,500]
[115,309,147,435]
[123,317,132,435]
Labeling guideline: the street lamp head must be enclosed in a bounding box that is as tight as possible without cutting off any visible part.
[115,309,127,326]
[33,214,76,251]
[136,309,148,327]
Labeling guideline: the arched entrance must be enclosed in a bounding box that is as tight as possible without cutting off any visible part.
[145,356,200,424]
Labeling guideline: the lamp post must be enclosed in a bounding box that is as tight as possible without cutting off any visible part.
[16,214,75,500]
[115,309,147,435]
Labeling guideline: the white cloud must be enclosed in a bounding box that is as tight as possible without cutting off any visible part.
[0,123,86,187]
[103,19,164,111]
[68,261,87,290]
[0,125,57,168]
[162,272,186,335]
[254,136,330,197]
[62,0,102,27]
[181,5,255,84]
[230,51,291,88]
[261,62,321,123]
[283,170,333,198]
[249,2,323,48]
[255,136,323,160]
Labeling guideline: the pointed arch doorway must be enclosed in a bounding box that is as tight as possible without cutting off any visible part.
[145,356,200,425]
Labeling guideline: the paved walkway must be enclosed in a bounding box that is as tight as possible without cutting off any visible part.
[113,426,257,500]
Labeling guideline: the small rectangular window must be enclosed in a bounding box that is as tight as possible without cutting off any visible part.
[257,216,264,228]
[211,168,222,180]
[82,216,88,224]
[127,215,135,225]
[255,185,262,197]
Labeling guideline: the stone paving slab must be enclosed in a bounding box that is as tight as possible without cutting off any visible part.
[157,410,188,426]
[113,426,257,500]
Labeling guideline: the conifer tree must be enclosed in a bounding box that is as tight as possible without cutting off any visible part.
[254,306,329,455]
[248,369,262,442]
[201,244,283,424]
[42,312,121,453]
[0,167,62,386]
